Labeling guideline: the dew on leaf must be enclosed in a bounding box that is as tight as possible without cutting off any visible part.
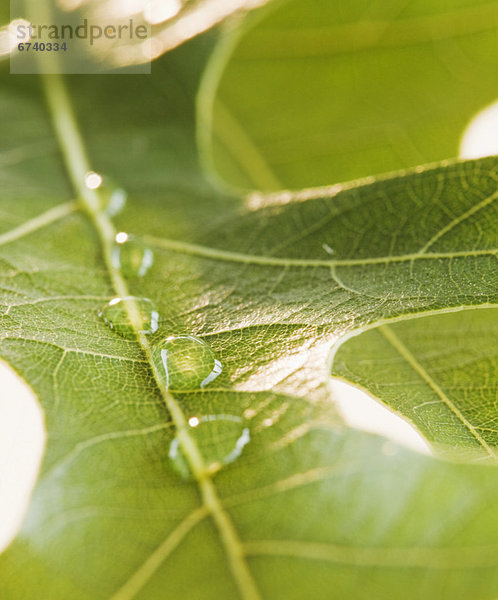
[115,231,129,244]
[84,171,103,190]
[103,186,127,217]
[169,414,250,479]
[112,233,154,277]
[91,173,128,217]
[98,296,159,339]
[152,335,222,391]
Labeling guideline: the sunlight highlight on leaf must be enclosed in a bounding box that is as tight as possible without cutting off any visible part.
[51,0,273,68]
[0,360,45,553]
[460,99,498,159]
[0,19,31,57]
[330,379,432,455]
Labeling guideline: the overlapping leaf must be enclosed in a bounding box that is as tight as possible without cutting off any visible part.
[202,0,498,460]
[332,308,498,461]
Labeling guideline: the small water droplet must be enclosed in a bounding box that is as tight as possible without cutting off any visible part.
[152,335,222,391]
[92,174,128,217]
[169,414,250,479]
[85,171,103,190]
[98,296,159,339]
[115,231,129,244]
[112,234,154,278]
[105,188,127,217]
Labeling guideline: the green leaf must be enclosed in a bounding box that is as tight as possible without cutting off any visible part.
[332,307,498,461]
[0,17,498,600]
[201,0,498,190]
[200,0,498,462]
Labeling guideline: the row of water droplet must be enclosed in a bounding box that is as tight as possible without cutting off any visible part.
[93,175,250,479]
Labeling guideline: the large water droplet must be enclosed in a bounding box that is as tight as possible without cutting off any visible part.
[98,297,159,339]
[152,335,222,391]
[112,233,154,278]
[169,414,250,479]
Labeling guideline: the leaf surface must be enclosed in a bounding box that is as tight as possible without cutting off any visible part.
[0,19,497,600]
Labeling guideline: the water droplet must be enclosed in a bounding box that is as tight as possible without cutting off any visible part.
[152,335,222,391]
[90,173,128,217]
[112,234,154,278]
[105,188,127,217]
[85,171,103,190]
[98,297,159,339]
[169,414,250,479]
[115,231,129,244]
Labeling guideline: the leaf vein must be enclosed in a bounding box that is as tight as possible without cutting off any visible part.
[244,540,498,568]
[0,202,76,247]
[42,72,263,600]
[418,189,498,254]
[146,234,497,269]
[378,324,497,458]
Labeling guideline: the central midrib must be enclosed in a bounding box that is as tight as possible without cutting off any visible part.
[41,72,261,600]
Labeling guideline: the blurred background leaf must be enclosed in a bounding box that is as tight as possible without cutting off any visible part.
[2,0,274,69]
[201,0,498,190]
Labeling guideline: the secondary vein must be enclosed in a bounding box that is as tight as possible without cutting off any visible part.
[109,508,209,600]
[145,233,497,268]
[378,324,497,458]
[0,202,75,247]
[244,539,498,569]
[41,72,262,600]
[418,189,498,254]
